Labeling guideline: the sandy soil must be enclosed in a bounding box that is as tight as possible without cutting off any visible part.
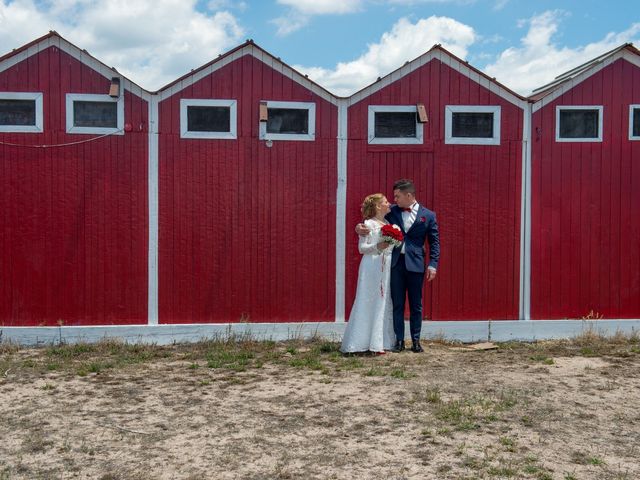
[0,336,639,479]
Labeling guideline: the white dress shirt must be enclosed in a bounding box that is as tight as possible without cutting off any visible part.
[400,202,417,254]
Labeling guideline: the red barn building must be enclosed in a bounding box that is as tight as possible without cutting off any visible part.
[2,32,640,342]
[0,32,150,326]
[154,41,339,323]
[339,46,529,322]
[529,44,640,319]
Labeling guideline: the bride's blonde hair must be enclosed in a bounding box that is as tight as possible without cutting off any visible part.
[361,193,385,219]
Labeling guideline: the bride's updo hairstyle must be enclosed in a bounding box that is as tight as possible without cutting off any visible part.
[361,193,385,219]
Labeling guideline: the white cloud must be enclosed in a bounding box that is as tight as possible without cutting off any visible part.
[0,1,60,45]
[385,0,475,5]
[208,0,247,10]
[277,0,363,15]
[292,16,476,96]
[0,0,245,90]
[493,0,508,10]
[272,0,362,36]
[271,12,311,36]
[484,11,640,95]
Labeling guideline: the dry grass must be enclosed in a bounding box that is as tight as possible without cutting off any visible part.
[1,333,639,479]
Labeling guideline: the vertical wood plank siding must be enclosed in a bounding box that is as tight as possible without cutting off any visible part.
[0,47,149,325]
[158,54,337,323]
[5,36,639,327]
[346,60,523,320]
[531,58,640,318]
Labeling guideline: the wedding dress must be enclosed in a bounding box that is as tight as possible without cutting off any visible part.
[340,218,395,353]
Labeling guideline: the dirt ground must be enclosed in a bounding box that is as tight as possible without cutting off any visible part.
[1,332,639,480]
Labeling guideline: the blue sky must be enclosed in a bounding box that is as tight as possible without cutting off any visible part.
[1,0,639,94]
[240,1,635,66]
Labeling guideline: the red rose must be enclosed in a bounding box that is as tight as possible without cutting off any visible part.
[380,224,404,245]
[420,216,426,222]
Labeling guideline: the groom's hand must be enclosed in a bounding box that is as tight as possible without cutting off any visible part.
[426,267,437,282]
[355,223,370,236]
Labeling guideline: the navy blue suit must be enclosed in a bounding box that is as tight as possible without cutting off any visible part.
[385,204,440,342]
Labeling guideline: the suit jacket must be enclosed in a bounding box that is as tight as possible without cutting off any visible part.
[386,204,440,273]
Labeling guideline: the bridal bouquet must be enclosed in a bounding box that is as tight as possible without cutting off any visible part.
[380,224,403,247]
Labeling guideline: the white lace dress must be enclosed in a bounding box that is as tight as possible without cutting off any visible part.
[341,218,396,353]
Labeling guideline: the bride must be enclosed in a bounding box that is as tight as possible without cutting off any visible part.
[341,193,396,354]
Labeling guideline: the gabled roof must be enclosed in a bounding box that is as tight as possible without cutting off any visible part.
[348,44,530,109]
[156,40,340,105]
[0,31,151,100]
[529,43,640,105]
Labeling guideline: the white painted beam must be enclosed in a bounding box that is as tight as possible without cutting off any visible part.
[335,100,348,323]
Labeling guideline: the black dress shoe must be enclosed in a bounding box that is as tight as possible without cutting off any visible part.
[411,340,424,353]
[391,340,405,352]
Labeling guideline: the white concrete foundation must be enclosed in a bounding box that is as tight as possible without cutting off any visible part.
[1,320,639,346]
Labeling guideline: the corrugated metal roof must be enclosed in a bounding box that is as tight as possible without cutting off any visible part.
[529,43,640,101]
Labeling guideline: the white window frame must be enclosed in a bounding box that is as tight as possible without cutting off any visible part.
[0,92,43,133]
[180,99,237,139]
[445,105,501,145]
[629,105,640,141]
[259,100,315,141]
[555,105,603,143]
[367,105,424,145]
[66,93,124,135]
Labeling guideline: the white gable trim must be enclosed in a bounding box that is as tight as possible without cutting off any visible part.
[348,49,527,110]
[0,35,152,102]
[158,45,339,106]
[532,50,640,113]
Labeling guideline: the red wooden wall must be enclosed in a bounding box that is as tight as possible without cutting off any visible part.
[0,46,149,325]
[346,58,523,320]
[531,58,640,319]
[158,53,337,323]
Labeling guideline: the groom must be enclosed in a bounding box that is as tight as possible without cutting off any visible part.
[357,179,440,353]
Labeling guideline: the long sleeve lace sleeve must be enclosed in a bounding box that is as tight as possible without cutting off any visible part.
[358,221,380,255]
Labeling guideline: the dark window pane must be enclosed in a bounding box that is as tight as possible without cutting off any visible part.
[187,106,231,132]
[633,108,640,138]
[374,112,417,138]
[559,109,599,138]
[452,112,494,138]
[0,99,36,126]
[267,108,308,134]
[73,101,117,128]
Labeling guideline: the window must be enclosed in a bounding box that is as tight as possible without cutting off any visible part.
[445,105,501,145]
[367,106,423,144]
[629,105,640,140]
[180,99,237,139]
[259,101,315,141]
[66,93,124,135]
[0,92,43,133]
[555,106,603,142]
